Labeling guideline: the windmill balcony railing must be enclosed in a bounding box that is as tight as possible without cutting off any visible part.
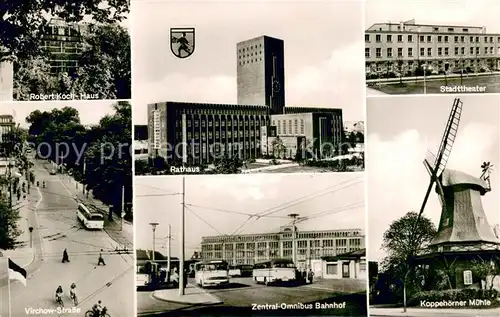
[417,243,500,256]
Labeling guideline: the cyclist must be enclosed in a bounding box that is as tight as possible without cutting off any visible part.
[69,282,77,304]
[92,300,103,317]
[55,285,63,303]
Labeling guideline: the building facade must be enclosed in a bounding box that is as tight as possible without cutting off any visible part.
[147,102,269,165]
[0,115,14,143]
[0,61,13,101]
[365,19,500,76]
[200,226,364,271]
[264,110,343,158]
[41,18,89,75]
[320,249,366,280]
[237,36,285,115]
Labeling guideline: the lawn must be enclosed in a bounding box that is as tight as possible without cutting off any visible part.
[370,74,500,94]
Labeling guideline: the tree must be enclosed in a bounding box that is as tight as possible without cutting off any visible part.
[13,56,56,100]
[72,23,131,99]
[381,211,436,308]
[0,0,129,62]
[271,137,286,158]
[213,156,243,174]
[0,182,21,249]
[471,257,500,290]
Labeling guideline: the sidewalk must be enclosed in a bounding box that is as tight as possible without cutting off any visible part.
[369,307,500,316]
[0,172,40,276]
[243,163,299,173]
[152,283,222,305]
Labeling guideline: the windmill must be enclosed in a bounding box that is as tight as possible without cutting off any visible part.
[417,98,463,221]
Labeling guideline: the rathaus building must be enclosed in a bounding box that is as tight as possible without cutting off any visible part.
[148,35,344,165]
[200,226,364,270]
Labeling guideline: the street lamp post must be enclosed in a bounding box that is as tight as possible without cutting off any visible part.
[149,223,159,261]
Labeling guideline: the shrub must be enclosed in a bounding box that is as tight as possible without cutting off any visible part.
[408,289,499,307]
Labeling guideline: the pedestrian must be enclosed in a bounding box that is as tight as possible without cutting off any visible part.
[62,248,70,263]
[307,269,314,284]
[97,250,106,266]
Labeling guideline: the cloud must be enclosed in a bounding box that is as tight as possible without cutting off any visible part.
[368,122,498,261]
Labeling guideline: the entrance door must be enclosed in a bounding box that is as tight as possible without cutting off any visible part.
[342,262,350,278]
[445,63,450,71]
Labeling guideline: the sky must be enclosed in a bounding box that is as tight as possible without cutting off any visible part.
[135,173,365,258]
[0,100,123,129]
[367,95,500,262]
[366,0,500,32]
[131,0,365,124]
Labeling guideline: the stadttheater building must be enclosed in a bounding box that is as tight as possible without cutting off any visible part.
[148,35,344,165]
[365,19,500,76]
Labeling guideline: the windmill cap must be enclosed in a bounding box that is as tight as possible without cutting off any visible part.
[440,169,489,194]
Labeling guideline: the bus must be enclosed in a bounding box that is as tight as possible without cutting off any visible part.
[194,260,229,288]
[237,264,254,277]
[253,258,296,285]
[136,261,159,290]
[228,265,241,277]
[77,203,104,230]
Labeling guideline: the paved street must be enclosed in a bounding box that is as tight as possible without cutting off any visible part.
[138,277,367,316]
[1,159,134,317]
[369,307,500,317]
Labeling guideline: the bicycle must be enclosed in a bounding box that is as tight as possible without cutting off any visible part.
[84,310,110,317]
[70,292,78,306]
[55,294,64,307]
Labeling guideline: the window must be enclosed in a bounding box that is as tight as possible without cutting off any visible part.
[365,48,370,58]
[461,47,465,55]
[326,264,337,275]
[485,37,488,43]
[455,47,459,55]
[408,35,413,42]
[463,28,468,32]
[387,47,392,57]
[460,36,464,43]
[427,48,432,56]
[470,47,474,55]
[448,27,454,32]
[438,35,442,42]
[408,47,413,57]
[438,47,442,56]
[427,35,432,42]
[420,35,424,42]
[397,48,403,57]
[365,34,370,42]
[420,47,424,56]
[463,270,473,285]
[376,34,381,42]
[387,34,392,42]
[444,35,449,42]
[376,48,381,57]
[294,119,298,134]
[397,35,403,42]
[300,119,304,134]
[470,36,474,43]
[454,36,458,42]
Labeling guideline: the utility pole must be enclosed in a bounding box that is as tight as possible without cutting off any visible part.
[288,213,300,267]
[179,177,186,296]
[167,225,171,276]
[149,223,159,261]
[121,185,125,231]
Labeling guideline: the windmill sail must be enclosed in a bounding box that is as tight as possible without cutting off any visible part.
[417,98,463,218]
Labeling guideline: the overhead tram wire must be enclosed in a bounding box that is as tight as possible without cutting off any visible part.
[185,204,289,219]
[232,178,363,235]
[136,193,182,197]
[135,182,181,194]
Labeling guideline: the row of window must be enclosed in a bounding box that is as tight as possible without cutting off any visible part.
[203,247,355,261]
[185,141,258,154]
[181,119,266,129]
[239,58,262,65]
[366,34,500,44]
[182,129,261,140]
[273,119,305,135]
[238,43,263,53]
[201,238,362,251]
[201,230,359,243]
[367,46,500,58]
